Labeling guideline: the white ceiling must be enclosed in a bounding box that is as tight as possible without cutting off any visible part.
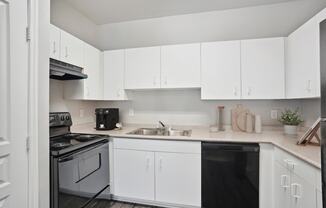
[63,0,296,25]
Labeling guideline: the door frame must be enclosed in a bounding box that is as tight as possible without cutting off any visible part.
[27,0,50,207]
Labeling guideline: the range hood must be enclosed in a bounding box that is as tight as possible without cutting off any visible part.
[50,58,88,80]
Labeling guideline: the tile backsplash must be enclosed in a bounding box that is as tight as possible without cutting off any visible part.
[50,80,320,127]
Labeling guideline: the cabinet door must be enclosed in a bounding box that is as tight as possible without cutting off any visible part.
[290,174,316,208]
[83,43,102,100]
[60,29,84,67]
[317,189,322,208]
[125,46,161,89]
[155,152,201,206]
[201,41,241,99]
[274,162,291,208]
[114,149,155,201]
[161,43,200,88]
[103,50,127,100]
[286,17,319,98]
[241,38,285,99]
[49,24,60,60]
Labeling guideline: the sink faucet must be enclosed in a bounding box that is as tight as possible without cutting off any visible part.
[158,121,166,128]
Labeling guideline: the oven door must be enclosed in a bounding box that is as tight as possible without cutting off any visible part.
[53,141,110,208]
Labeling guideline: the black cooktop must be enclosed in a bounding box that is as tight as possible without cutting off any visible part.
[50,133,108,156]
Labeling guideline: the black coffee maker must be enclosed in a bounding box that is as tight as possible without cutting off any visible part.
[95,108,119,130]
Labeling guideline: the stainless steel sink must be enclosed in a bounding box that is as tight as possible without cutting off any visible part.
[127,128,192,137]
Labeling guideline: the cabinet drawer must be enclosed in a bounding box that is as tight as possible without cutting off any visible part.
[274,147,315,183]
[113,138,201,154]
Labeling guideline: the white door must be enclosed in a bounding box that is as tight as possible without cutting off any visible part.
[201,41,241,99]
[161,44,200,88]
[49,24,60,60]
[124,46,161,89]
[103,50,128,100]
[83,43,102,100]
[114,149,155,201]
[60,29,84,67]
[274,162,291,208]
[286,17,320,98]
[155,152,201,206]
[241,38,285,99]
[0,0,29,207]
[290,174,316,208]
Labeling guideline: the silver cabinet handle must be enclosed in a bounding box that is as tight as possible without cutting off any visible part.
[247,87,251,96]
[280,175,290,188]
[291,183,302,199]
[306,80,312,92]
[65,46,68,58]
[159,157,163,171]
[146,157,150,170]
[233,86,238,96]
[53,42,56,54]
[164,77,167,85]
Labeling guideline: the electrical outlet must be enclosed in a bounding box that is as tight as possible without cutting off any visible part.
[271,110,278,120]
[79,109,85,118]
[129,108,134,116]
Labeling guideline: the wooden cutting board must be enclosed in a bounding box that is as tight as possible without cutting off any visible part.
[231,104,249,132]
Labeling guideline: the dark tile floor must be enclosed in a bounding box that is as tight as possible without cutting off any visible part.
[92,200,161,208]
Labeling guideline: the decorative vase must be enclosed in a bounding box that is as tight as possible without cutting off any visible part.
[283,125,298,135]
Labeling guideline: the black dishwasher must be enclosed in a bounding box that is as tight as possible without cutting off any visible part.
[202,142,259,208]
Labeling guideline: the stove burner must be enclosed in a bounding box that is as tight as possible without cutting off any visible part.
[51,142,72,150]
[64,133,81,139]
[75,135,98,142]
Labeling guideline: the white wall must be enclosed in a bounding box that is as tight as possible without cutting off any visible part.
[50,80,96,124]
[97,0,326,50]
[50,0,100,48]
[96,90,309,126]
[302,99,321,126]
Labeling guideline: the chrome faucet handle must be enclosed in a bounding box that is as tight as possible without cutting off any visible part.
[158,121,166,128]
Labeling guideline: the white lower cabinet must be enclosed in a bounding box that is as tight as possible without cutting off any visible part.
[274,162,291,208]
[274,147,319,208]
[290,174,316,208]
[113,138,201,207]
[114,149,155,201]
[155,152,201,206]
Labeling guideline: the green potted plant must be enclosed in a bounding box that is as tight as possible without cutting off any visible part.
[279,109,304,135]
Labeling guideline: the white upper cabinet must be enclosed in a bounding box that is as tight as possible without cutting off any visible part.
[241,38,285,99]
[64,43,102,100]
[60,29,84,67]
[125,46,161,89]
[286,16,320,98]
[201,41,241,99]
[103,50,128,100]
[161,43,201,88]
[49,25,61,60]
[83,43,102,100]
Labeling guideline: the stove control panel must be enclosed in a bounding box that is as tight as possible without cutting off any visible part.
[50,112,73,127]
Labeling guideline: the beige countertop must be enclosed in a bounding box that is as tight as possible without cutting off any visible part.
[71,123,321,169]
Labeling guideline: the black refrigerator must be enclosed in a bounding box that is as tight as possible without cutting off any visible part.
[321,19,326,208]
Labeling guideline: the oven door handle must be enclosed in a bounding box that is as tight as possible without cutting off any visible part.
[58,156,75,162]
[57,141,107,163]
[75,153,102,184]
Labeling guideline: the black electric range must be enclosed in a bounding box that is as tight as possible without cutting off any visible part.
[50,112,110,208]
[50,132,108,156]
